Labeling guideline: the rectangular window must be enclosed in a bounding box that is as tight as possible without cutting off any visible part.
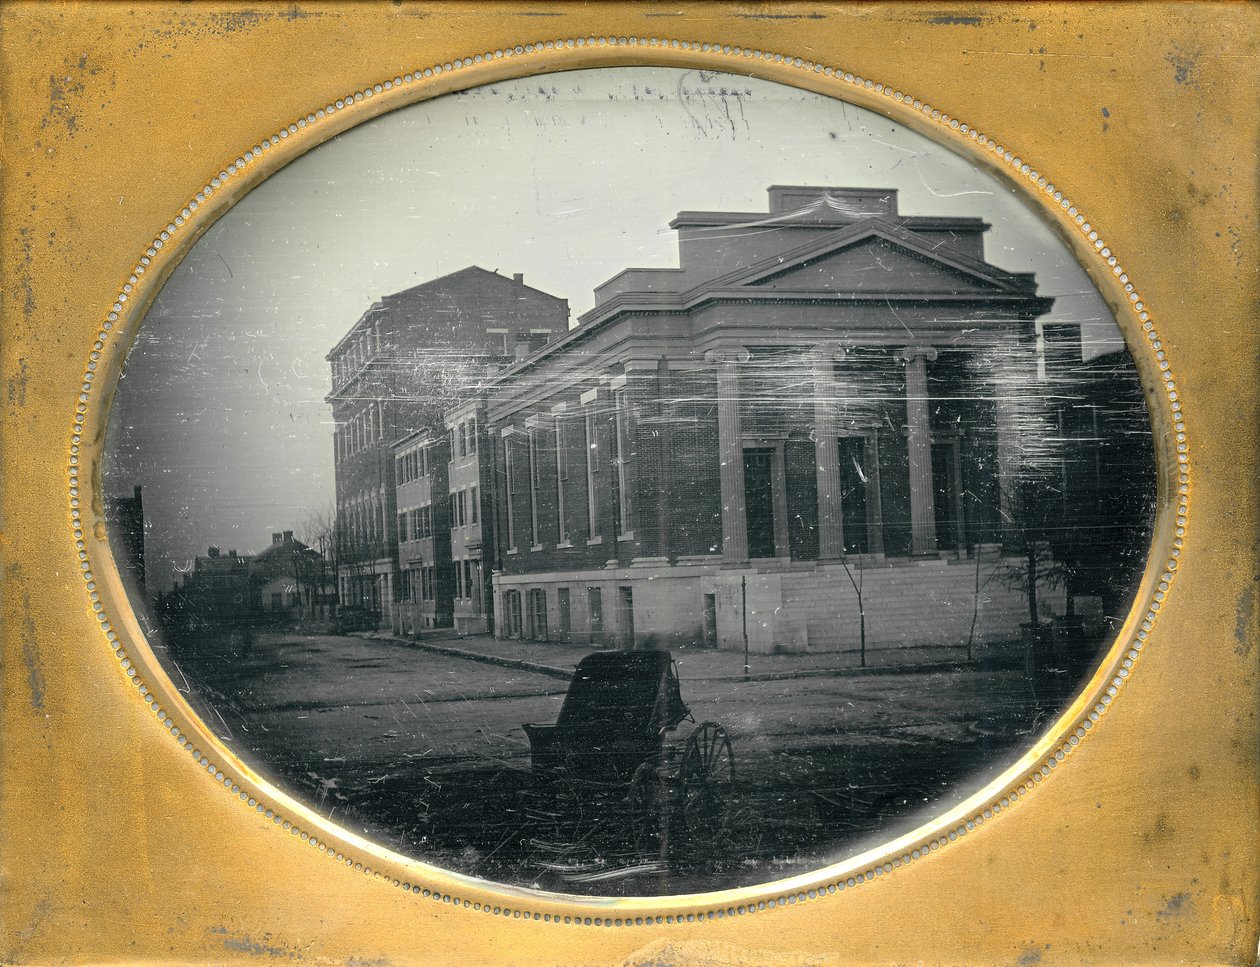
[454,561,463,600]
[459,422,467,458]
[469,416,477,454]
[557,587,571,641]
[744,447,777,559]
[555,416,567,543]
[529,588,548,642]
[470,485,478,525]
[463,560,472,601]
[584,409,599,539]
[839,435,875,555]
[528,427,541,546]
[397,513,408,544]
[458,489,467,527]
[505,436,517,549]
[617,586,635,649]
[449,493,457,530]
[613,389,633,537]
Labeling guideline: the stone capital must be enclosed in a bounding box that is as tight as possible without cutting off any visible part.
[811,345,848,367]
[704,347,752,366]
[621,357,661,373]
[896,345,939,364]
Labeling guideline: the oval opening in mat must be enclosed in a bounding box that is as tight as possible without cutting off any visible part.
[102,66,1155,897]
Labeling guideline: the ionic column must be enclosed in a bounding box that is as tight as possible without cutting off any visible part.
[898,346,939,556]
[813,348,846,560]
[706,348,751,563]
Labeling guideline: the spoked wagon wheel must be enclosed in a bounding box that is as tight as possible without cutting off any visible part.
[678,721,734,844]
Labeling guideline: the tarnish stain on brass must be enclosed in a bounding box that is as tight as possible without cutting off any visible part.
[278,5,324,21]
[736,13,828,21]
[926,14,984,26]
[206,925,302,959]
[6,356,28,405]
[141,7,327,48]
[1166,44,1201,88]
[20,590,45,712]
[42,53,105,139]
[620,938,829,966]
[1156,892,1193,919]
[16,898,51,945]
[1235,586,1254,656]
[16,227,35,318]
[1145,812,1175,845]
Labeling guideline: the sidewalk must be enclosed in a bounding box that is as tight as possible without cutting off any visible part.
[360,627,1016,684]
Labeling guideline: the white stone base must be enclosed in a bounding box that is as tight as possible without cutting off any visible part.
[492,553,1066,653]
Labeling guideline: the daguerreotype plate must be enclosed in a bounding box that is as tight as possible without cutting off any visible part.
[103,66,1155,898]
[5,4,1257,966]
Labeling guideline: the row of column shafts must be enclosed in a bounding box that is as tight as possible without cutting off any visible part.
[707,344,1016,563]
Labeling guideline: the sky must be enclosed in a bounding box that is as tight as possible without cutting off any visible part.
[104,66,1127,595]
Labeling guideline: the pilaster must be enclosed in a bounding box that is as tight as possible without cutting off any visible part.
[898,345,939,556]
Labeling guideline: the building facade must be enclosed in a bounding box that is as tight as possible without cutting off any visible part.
[326,266,568,628]
[485,186,1067,654]
[393,430,453,634]
[444,400,497,634]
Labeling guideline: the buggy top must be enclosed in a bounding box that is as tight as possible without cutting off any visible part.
[523,650,692,784]
[556,651,690,733]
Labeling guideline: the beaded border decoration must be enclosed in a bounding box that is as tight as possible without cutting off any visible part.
[70,37,1189,922]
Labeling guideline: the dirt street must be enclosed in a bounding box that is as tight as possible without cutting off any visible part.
[164,630,1057,896]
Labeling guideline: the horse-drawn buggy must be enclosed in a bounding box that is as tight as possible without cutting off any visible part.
[520,650,735,877]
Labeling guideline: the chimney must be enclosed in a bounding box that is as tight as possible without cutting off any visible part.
[208,546,220,558]
[272,532,283,544]
[512,272,524,284]
[283,530,293,543]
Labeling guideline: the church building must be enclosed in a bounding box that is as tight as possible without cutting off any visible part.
[484,186,1062,653]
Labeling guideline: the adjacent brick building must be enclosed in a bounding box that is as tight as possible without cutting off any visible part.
[393,430,453,634]
[327,266,568,628]
[483,185,1079,653]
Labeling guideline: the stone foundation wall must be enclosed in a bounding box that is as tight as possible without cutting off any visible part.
[706,554,1066,653]
[492,553,1066,653]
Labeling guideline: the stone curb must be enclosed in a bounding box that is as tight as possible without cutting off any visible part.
[363,632,1005,684]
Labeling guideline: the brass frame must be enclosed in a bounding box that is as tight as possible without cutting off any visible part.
[2,3,1256,965]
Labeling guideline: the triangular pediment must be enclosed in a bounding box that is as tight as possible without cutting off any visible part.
[691,220,1034,299]
[749,236,1004,294]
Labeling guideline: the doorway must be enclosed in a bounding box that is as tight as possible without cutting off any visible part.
[617,586,635,650]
